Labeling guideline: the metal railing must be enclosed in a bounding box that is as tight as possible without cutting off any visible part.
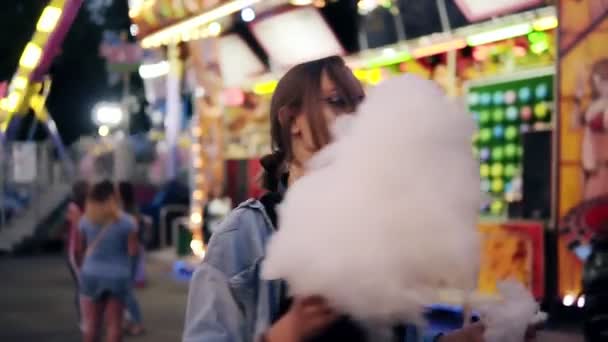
[0,141,71,232]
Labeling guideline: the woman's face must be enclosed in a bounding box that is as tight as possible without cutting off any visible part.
[290,71,351,165]
[593,74,608,98]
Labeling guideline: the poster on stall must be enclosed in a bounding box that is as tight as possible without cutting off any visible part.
[12,143,37,183]
[557,0,608,298]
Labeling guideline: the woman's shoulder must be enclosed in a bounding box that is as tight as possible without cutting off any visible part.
[203,199,274,277]
[117,212,138,231]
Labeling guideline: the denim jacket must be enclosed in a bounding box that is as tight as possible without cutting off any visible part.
[183,199,438,342]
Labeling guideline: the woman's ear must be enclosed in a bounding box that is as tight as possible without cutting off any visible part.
[279,107,302,135]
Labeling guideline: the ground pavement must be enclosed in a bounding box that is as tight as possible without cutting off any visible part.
[0,254,585,342]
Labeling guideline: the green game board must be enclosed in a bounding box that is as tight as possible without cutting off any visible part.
[467,69,554,216]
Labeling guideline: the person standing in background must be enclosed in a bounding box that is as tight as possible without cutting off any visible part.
[77,180,138,342]
[118,181,146,336]
[65,180,89,329]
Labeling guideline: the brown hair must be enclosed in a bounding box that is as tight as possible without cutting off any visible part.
[260,56,364,192]
[88,180,116,203]
[591,58,608,100]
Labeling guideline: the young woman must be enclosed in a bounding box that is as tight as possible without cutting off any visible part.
[183,56,484,342]
[117,181,146,336]
[78,180,138,342]
[65,180,89,327]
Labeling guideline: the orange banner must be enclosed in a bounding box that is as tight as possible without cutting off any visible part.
[557,0,608,297]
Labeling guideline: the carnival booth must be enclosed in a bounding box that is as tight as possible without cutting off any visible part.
[130,0,570,307]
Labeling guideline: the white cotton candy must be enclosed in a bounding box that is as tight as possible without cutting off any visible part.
[262,75,482,324]
[473,281,546,342]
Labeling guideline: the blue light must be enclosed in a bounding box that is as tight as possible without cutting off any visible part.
[480,92,492,105]
[493,91,504,105]
[518,87,531,103]
[493,125,504,138]
[535,83,548,99]
[472,111,480,122]
[480,148,490,161]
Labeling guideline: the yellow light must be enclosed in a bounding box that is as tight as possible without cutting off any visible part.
[413,39,467,58]
[98,125,110,137]
[190,239,206,258]
[6,92,23,112]
[192,126,202,137]
[366,68,382,85]
[0,98,7,111]
[253,80,278,95]
[36,6,63,33]
[193,190,205,201]
[353,69,366,81]
[192,143,202,153]
[140,0,260,47]
[190,211,202,225]
[193,158,204,168]
[12,76,29,90]
[467,23,532,46]
[208,22,222,37]
[290,0,313,5]
[19,43,43,69]
[533,16,558,31]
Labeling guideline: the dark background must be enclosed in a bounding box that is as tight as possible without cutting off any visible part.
[0,0,540,145]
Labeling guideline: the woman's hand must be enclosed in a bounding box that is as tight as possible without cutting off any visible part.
[265,296,338,342]
[438,322,485,342]
[438,321,540,342]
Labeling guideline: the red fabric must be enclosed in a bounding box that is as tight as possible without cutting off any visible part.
[589,113,605,132]
[583,203,608,236]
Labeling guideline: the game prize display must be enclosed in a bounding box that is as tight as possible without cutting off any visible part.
[467,69,554,216]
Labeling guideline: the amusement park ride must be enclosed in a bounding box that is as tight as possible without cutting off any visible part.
[0,0,83,173]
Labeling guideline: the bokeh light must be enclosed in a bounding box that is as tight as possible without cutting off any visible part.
[480,164,490,178]
[480,128,492,142]
[468,92,479,106]
[490,200,504,215]
[520,106,532,121]
[535,83,548,99]
[504,90,517,104]
[505,126,518,140]
[504,164,518,177]
[481,179,491,192]
[480,147,490,161]
[491,163,504,178]
[493,91,504,105]
[493,125,504,138]
[492,146,504,161]
[491,178,504,193]
[481,92,492,105]
[505,143,518,159]
[492,108,505,122]
[534,102,549,119]
[479,110,491,124]
[506,106,518,121]
[518,87,531,103]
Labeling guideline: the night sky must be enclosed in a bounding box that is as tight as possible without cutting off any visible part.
[0,0,527,145]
